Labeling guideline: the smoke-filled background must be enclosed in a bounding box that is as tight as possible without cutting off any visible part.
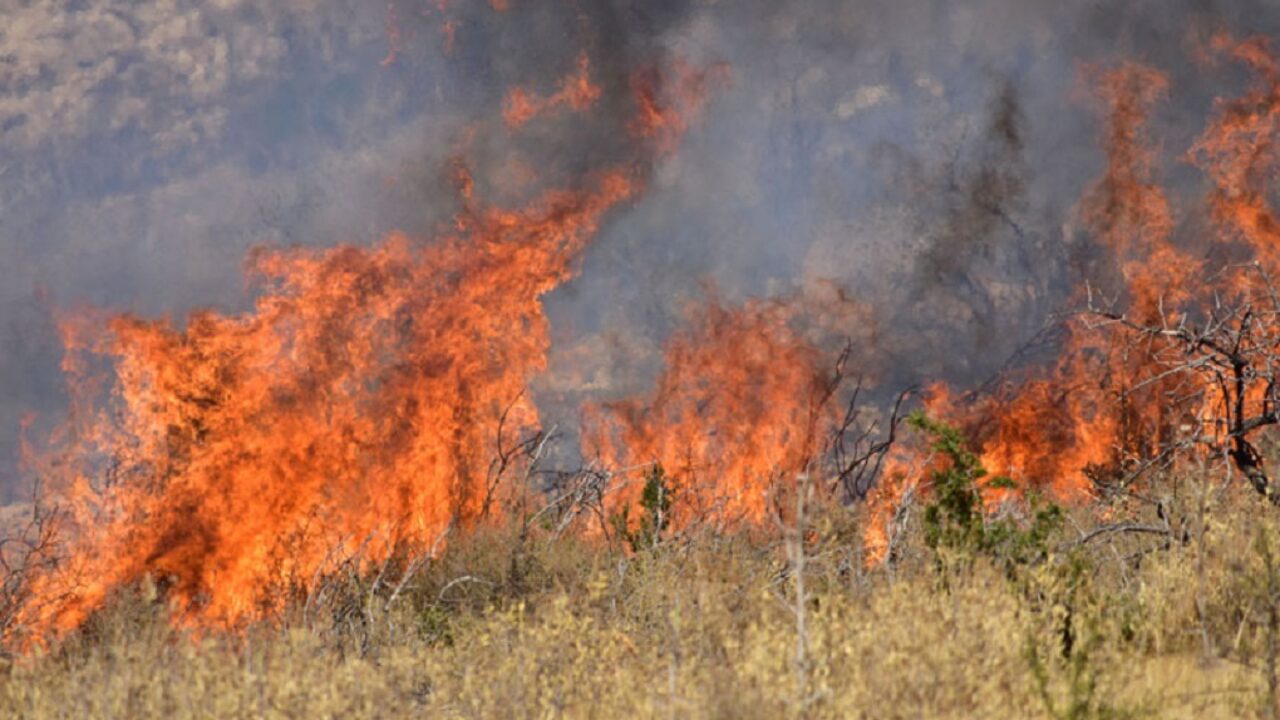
[2,0,1279,502]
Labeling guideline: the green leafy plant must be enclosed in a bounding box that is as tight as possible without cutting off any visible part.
[611,465,675,553]
[910,411,1063,571]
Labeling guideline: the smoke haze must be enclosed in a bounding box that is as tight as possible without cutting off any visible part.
[4,0,1280,499]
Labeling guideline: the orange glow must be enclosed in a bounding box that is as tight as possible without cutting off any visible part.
[1083,63,1197,314]
[959,62,1189,499]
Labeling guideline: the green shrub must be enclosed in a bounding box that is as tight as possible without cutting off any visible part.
[910,411,1063,574]
[611,465,675,552]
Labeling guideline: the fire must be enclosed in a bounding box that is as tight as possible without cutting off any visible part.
[16,172,635,642]
[865,40,1280,562]
[9,45,730,646]
[1083,63,1194,314]
[441,20,457,57]
[961,62,1192,496]
[630,61,732,154]
[1191,34,1280,271]
[585,295,836,529]
[503,53,601,129]
[925,62,1180,500]
[22,1,1280,659]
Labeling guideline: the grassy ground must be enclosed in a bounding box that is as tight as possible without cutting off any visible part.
[3,467,1280,719]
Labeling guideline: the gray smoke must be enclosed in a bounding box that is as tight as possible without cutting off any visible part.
[3,0,1279,499]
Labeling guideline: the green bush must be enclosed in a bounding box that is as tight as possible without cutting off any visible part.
[611,465,675,552]
[910,411,1063,573]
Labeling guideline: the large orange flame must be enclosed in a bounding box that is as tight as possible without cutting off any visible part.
[11,44,733,646]
[16,172,634,641]
[26,18,1280,652]
[585,296,837,529]
[964,62,1194,496]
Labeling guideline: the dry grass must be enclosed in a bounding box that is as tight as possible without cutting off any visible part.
[3,470,1280,719]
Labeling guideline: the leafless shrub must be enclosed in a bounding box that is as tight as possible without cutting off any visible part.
[0,478,63,655]
[1084,263,1280,504]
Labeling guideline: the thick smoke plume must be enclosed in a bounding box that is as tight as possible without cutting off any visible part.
[4,0,1280,492]
[7,0,1280,643]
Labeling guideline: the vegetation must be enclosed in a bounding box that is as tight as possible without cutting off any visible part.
[610,465,675,553]
[4,420,1280,719]
[911,411,1063,572]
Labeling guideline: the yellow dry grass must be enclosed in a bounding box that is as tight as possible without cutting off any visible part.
[2,470,1280,719]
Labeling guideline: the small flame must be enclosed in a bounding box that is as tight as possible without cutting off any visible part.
[503,53,601,129]
[630,61,732,154]
[380,3,401,67]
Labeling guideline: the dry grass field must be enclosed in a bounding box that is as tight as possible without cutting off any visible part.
[4,456,1280,719]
